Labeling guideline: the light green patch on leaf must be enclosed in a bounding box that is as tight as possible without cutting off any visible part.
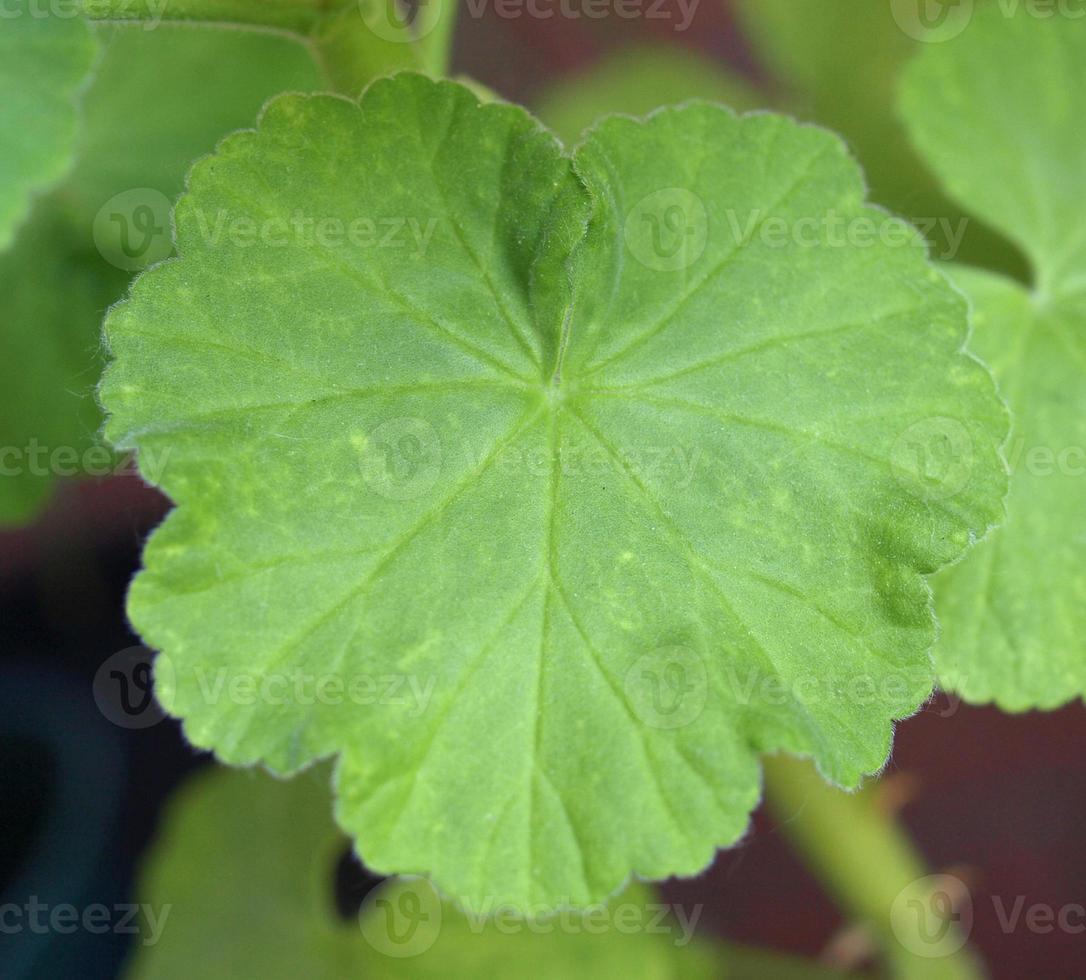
[534,42,760,146]
[901,7,1086,708]
[100,73,1007,909]
[0,1,97,250]
[733,0,1024,277]
[0,23,322,524]
[125,765,722,980]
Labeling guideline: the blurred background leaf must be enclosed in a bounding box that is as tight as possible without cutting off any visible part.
[0,24,322,524]
[732,0,1027,278]
[0,2,97,250]
[128,764,851,980]
[534,41,759,144]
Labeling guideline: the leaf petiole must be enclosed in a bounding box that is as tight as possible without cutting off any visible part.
[762,754,984,980]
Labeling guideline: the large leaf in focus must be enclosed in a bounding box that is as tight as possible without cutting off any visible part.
[127,766,730,979]
[534,42,759,145]
[0,1,96,250]
[733,0,1023,277]
[100,73,1007,908]
[0,24,321,523]
[901,6,1086,708]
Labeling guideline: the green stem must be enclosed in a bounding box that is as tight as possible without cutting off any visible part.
[80,0,460,91]
[761,754,984,980]
[414,0,459,75]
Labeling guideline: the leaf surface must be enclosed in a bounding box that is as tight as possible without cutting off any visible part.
[101,73,1008,908]
[901,6,1086,707]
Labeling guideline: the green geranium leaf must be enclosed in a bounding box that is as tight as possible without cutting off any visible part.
[733,0,1024,277]
[901,6,1086,708]
[0,1,97,250]
[931,269,1086,708]
[0,23,321,523]
[67,23,322,229]
[0,202,126,523]
[127,766,728,979]
[733,0,934,218]
[901,2,1086,300]
[100,73,1007,909]
[534,42,759,146]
